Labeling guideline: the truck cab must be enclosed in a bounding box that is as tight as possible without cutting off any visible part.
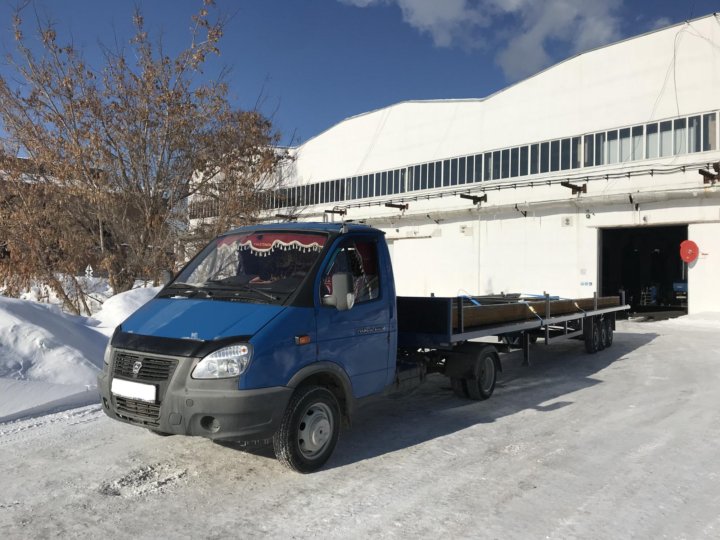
[98,223,397,472]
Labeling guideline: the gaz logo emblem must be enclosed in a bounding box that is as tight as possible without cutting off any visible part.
[132,361,143,377]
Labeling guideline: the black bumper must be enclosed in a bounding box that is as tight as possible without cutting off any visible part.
[97,355,292,442]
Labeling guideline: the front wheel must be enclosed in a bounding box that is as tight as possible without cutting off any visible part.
[273,386,340,473]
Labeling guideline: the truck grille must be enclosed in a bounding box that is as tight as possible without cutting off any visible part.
[115,397,161,426]
[113,353,177,382]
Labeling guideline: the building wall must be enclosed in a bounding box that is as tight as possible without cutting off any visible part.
[688,223,720,313]
[275,14,720,313]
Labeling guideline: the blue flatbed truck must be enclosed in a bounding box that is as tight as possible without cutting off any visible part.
[98,222,629,472]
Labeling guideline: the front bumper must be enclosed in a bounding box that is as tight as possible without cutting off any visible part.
[97,350,292,442]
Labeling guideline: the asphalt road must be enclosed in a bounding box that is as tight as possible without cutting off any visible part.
[1,320,719,539]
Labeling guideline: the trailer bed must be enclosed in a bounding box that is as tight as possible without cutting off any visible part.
[397,293,628,348]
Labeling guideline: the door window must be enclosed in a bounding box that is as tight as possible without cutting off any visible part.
[321,239,380,304]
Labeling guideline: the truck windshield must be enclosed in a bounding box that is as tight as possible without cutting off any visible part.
[170,231,328,302]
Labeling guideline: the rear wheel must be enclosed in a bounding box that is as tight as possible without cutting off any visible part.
[603,317,614,348]
[273,386,340,473]
[584,318,600,354]
[597,318,607,351]
[465,351,497,400]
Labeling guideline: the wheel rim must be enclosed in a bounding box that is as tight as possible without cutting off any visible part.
[480,356,495,393]
[297,402,333,459]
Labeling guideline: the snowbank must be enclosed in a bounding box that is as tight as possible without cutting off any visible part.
[0,286,159,422]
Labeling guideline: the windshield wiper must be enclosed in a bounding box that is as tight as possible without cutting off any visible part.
[204,281,279,301]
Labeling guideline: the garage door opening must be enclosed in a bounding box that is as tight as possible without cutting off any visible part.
[600,225,688,315]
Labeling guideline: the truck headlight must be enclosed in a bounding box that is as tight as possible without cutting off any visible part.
[103,342,113,366]
[192,344,252,379]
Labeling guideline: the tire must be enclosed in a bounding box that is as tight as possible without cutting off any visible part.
[465,351,497,400]
[273,385,340,473]
[585,318,600,354]
[597,318,607,351]
[451,377,468,398]
[603,317,614,348]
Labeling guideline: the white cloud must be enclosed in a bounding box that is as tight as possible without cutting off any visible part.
[340,0,626,80]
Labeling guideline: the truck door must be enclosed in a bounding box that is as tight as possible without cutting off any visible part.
[315,236,391,397]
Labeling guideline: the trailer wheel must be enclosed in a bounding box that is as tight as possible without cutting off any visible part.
[272,385,340,473]
[466,351,497,401]
[450,377,469,398]
[584,318,601,354]
[597,318,607,351]
[603,317,614,348]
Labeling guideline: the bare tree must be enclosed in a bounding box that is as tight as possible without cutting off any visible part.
[0,1,286,312]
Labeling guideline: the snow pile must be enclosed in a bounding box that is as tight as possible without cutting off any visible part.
[0,286,159,422]
[0,297,105,385]
[90,286,160,335]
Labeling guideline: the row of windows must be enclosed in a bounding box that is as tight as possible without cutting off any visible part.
[267,111,718,210]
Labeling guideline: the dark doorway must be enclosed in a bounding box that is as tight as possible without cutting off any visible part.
[600,225,688,312]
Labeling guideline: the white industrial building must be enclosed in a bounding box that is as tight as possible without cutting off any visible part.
[270,14,720,314]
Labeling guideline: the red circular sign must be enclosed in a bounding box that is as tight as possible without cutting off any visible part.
[680,240,699,263]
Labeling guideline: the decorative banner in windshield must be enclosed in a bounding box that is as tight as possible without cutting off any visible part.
[229,232,326,256]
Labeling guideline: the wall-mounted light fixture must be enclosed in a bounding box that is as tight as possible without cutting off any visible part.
[459,193,487,205]
[699,161,720,185]
[385,202,409,211]
[561,181,587,195]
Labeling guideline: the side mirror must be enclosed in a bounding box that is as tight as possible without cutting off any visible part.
[161,269,174,286]
[322,272,355,311]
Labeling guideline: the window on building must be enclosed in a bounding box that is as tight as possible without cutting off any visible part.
[584,135,594,167]
[473,154,482,182]
[450,158,458,185]
[510,148,519,177]
[607,130,618,164]
[619,128,631,162]
[393,170,400,194]
[631,126,643,160]
[459,156,466,184]
[413,165,421,191]
[530,144,539,174]
[571,137,581,169]
[540,142,550,173]
[443,160,451,186]
[560,138,570,170]
[550,140,559,171]
[420,163,428,190]
[399,169,406,193]
[520,146,529,175]
[646,123,658,158]
[466,155,474,182]
[428,162,436,188]
[659,121,672,156]
[674,118,687,155]
[492,151,501,179]
[501,149,510,178]
[703,113,717,151]
[484,153,492,181]
[689,116,701,153]
[595,132,606,165]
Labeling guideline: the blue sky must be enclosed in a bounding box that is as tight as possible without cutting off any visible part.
[0,0,717,145]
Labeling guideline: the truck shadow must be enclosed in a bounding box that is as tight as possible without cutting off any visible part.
[326,331,657,469]
[221,331,657,469]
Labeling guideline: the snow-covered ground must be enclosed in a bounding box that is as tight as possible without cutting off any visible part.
[0,317,720,537]
[0,287,159,422]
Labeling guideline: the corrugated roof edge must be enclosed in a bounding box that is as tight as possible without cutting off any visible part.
[290,12,718,151]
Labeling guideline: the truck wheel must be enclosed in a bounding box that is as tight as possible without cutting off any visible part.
[603,318,614,348]
[273,385,340,473]
[466,351,497,401]
[584,318,600,354]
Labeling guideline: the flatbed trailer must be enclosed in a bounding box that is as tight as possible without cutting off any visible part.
[398,293,628,357]
[393,292,629,399]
